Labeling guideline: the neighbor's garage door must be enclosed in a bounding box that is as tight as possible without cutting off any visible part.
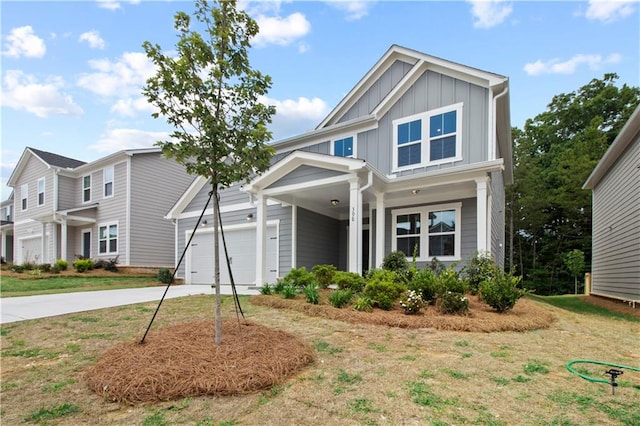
[188,226,277,285]
[20,237,42,264]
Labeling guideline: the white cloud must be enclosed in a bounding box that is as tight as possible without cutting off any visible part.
[89,128,168,153]
[96,0,139,11]
[261,95,329,140]
[326,1,371,21]
[253,13,311,47]
[467,0,513,29]
[111,96,157,117]
[585,0,636,23]
[523,53,621,76]
[79,30,106,49]
[76,51,156,97]
[1,70,83,118]
[2,26,46,58]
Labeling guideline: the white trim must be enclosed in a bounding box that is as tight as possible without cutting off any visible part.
[103,165,114,199]
[97,221,119,256]
[330,134,357,158]
[291,205,297,269]
[175,199,281,220]
[20,183,28,212]
[37,177,45,206]
[125,158,131,265]
[262,174,354,197]
[82,174,92,204]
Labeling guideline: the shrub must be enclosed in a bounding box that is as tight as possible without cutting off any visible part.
[50,265,61,274]
[303,283,320,304]
[480,270,528,313]
[260,283,273,295]
[39,263,52,273]
[429,257,446,276]
[400,290,423,314]
[328,289,353,308]
[364,269,406,310]
[353,295,373,312]
[436,267,467,295]
[10,264,25,273]
[407,267,438,304]
[462,251,498,295]
[382,250,409,274]
[282,267,315,289]
[157,268,174,284]
[55,259,69,271]
[312,264,337,288]
[437,291,469,315]
[73,259,94,273]
[273,280,286,294]
[281,284,297,299]
[103,256,119,272]
[334,271,366,293]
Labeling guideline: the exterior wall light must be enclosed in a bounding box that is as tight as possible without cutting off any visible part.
[330,199,340,206]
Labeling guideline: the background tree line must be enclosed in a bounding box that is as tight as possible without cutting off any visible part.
[505,73,639,295]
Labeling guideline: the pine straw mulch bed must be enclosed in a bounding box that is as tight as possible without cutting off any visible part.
[84,319,315,405]
[250,293,556,332]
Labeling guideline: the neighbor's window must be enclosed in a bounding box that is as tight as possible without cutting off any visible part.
[37,178,45,206]
[6,205,12,221]
[103,166,114,198]
[391,203,461,260]
[83,175,91,203]
[21,184,28,211]
[333,136,354,158]
[99,223,118,254]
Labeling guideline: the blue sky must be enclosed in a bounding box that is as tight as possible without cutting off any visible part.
[1,0,638,199]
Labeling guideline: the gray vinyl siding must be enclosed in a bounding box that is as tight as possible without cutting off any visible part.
[490,171,505,267]
[129,154,192,267]
[269,165,345,189]
[57,175,76,210]
[296,207,341,270]
[92,161,128,262]
[591,138,640,301]
[13,156,49,223]
[185,181,249,212]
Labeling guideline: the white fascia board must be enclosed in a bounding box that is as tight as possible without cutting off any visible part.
[165,176,208,219]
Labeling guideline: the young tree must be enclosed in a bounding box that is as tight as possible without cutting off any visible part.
[564,249,585,294]
[142,0,275,344]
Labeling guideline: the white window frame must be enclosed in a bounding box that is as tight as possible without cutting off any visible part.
[6,205,12,221]
[331,135,356,158]
[37,177,45,206]
[98,221,118,255]
[391,202,462,261]
[392,103,463,172]
[21,184,28,211]
[82,174,92,203]
[103,166,114,198]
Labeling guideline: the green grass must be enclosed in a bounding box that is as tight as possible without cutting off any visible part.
[528,295,639,322]
[0,276,160,297]
[23,403,81,423]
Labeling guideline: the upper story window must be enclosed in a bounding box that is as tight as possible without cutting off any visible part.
[83,175,91,203]
[391,203,461,261]
[392,103,463,171]
[103,166,114,198]
[333,136,354,158]
[37,178,45,206]
[6,205,12,221]
[21,184,28,211]
[98,222,118,255]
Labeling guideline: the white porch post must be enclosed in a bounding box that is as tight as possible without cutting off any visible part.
[348,178,362,273]
[475,177,489,253]
[60,217,68,262]
[255,194,267,286]
[375,192,385,268]
[40,223,47,264]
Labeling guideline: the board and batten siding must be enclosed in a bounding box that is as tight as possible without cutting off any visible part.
[490,171,505,267]
[269,165,345,189]
[296,207,340,270]
[591,138,640,301]
[129,154,193,267]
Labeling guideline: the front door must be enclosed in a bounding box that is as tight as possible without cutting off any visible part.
[82,230,91,258]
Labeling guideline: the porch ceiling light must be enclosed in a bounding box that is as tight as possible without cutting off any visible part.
[411,189,420,195]
[330,199,340,206]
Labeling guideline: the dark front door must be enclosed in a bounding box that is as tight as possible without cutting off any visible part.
[362,229,369,273]
[82,231,91,258]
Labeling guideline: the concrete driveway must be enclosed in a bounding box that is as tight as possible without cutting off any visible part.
[0,285,213,324]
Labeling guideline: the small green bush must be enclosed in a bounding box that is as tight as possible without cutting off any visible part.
[55,259,69,271]
[73,259,94,273]
[282,284,297,299]
[480,270,528,313]
[400,290,423,315]
[429,257,446,276]
[282,267,315,289]
[382,250,409,274]
[303,283,320,304]
[312,264,337,288]
[437,291,469,315]
[328,289,353,308]
[334,271,366,293]
[157,268,173,284]
[462,251,498,295]
[10,264,25,273]
[260,284,273,295]
[353,295,373,312]
[407,267,438,304]
[50,265,61,274]
[103,256,119,272]
[436,267,467,295]
[39,263,52,273]
[364,269,406,310]
[273,280,286,294]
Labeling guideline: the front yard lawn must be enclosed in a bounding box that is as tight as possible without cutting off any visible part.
[0,276,163,298]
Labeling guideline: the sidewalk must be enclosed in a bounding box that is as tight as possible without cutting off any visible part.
[0,285,213,324]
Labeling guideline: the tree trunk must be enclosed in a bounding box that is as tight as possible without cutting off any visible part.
[212,183,222,345]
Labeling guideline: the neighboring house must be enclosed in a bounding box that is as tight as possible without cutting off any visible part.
[166,45,512,290]
[6,147,193,268]
[583,105,640,304]
[1,192,14,263]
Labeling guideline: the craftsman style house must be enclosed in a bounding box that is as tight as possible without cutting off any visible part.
[6,147,193,268]
[167,45,513,290]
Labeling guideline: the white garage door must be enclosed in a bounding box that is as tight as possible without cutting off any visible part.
[188,225,277,285]
[20,237,42,264]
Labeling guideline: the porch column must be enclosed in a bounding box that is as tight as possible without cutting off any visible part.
[255,194,267,286]
[348,178,362,273]
[375,192,385,268]
[40,222,47,264]
[475,177,489,253]
[60,217,68,262]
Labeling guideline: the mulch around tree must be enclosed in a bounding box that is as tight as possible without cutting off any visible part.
[250,294,556,332]
[85,320,315,404]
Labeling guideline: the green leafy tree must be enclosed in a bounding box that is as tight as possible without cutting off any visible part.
[564,249,585,294]
[506,74,639,294]
[142,0,275,344]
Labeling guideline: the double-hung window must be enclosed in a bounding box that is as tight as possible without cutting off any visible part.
[83,175,91,203]
[21,184,28,211]
[333,136,354,158]
[391,203,461,261]
[103,166,114,198]
[37,178,45,206]
[98,222,118,255]
[393,103,462,171]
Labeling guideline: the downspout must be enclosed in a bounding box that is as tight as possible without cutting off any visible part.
[492,85,509,161]
[359,170,373,194]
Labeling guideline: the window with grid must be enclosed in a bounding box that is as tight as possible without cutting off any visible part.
[21,184,28,211]
[37,178,45,206]
[395,213,421,257]
[427,209,456,257]
[99,223,118,254]
[333,136,354,158]
[103,166,114,198]
[83,175,91,203]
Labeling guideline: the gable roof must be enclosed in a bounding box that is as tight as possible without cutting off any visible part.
[583,105,640,189]
[28,147,86,169]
